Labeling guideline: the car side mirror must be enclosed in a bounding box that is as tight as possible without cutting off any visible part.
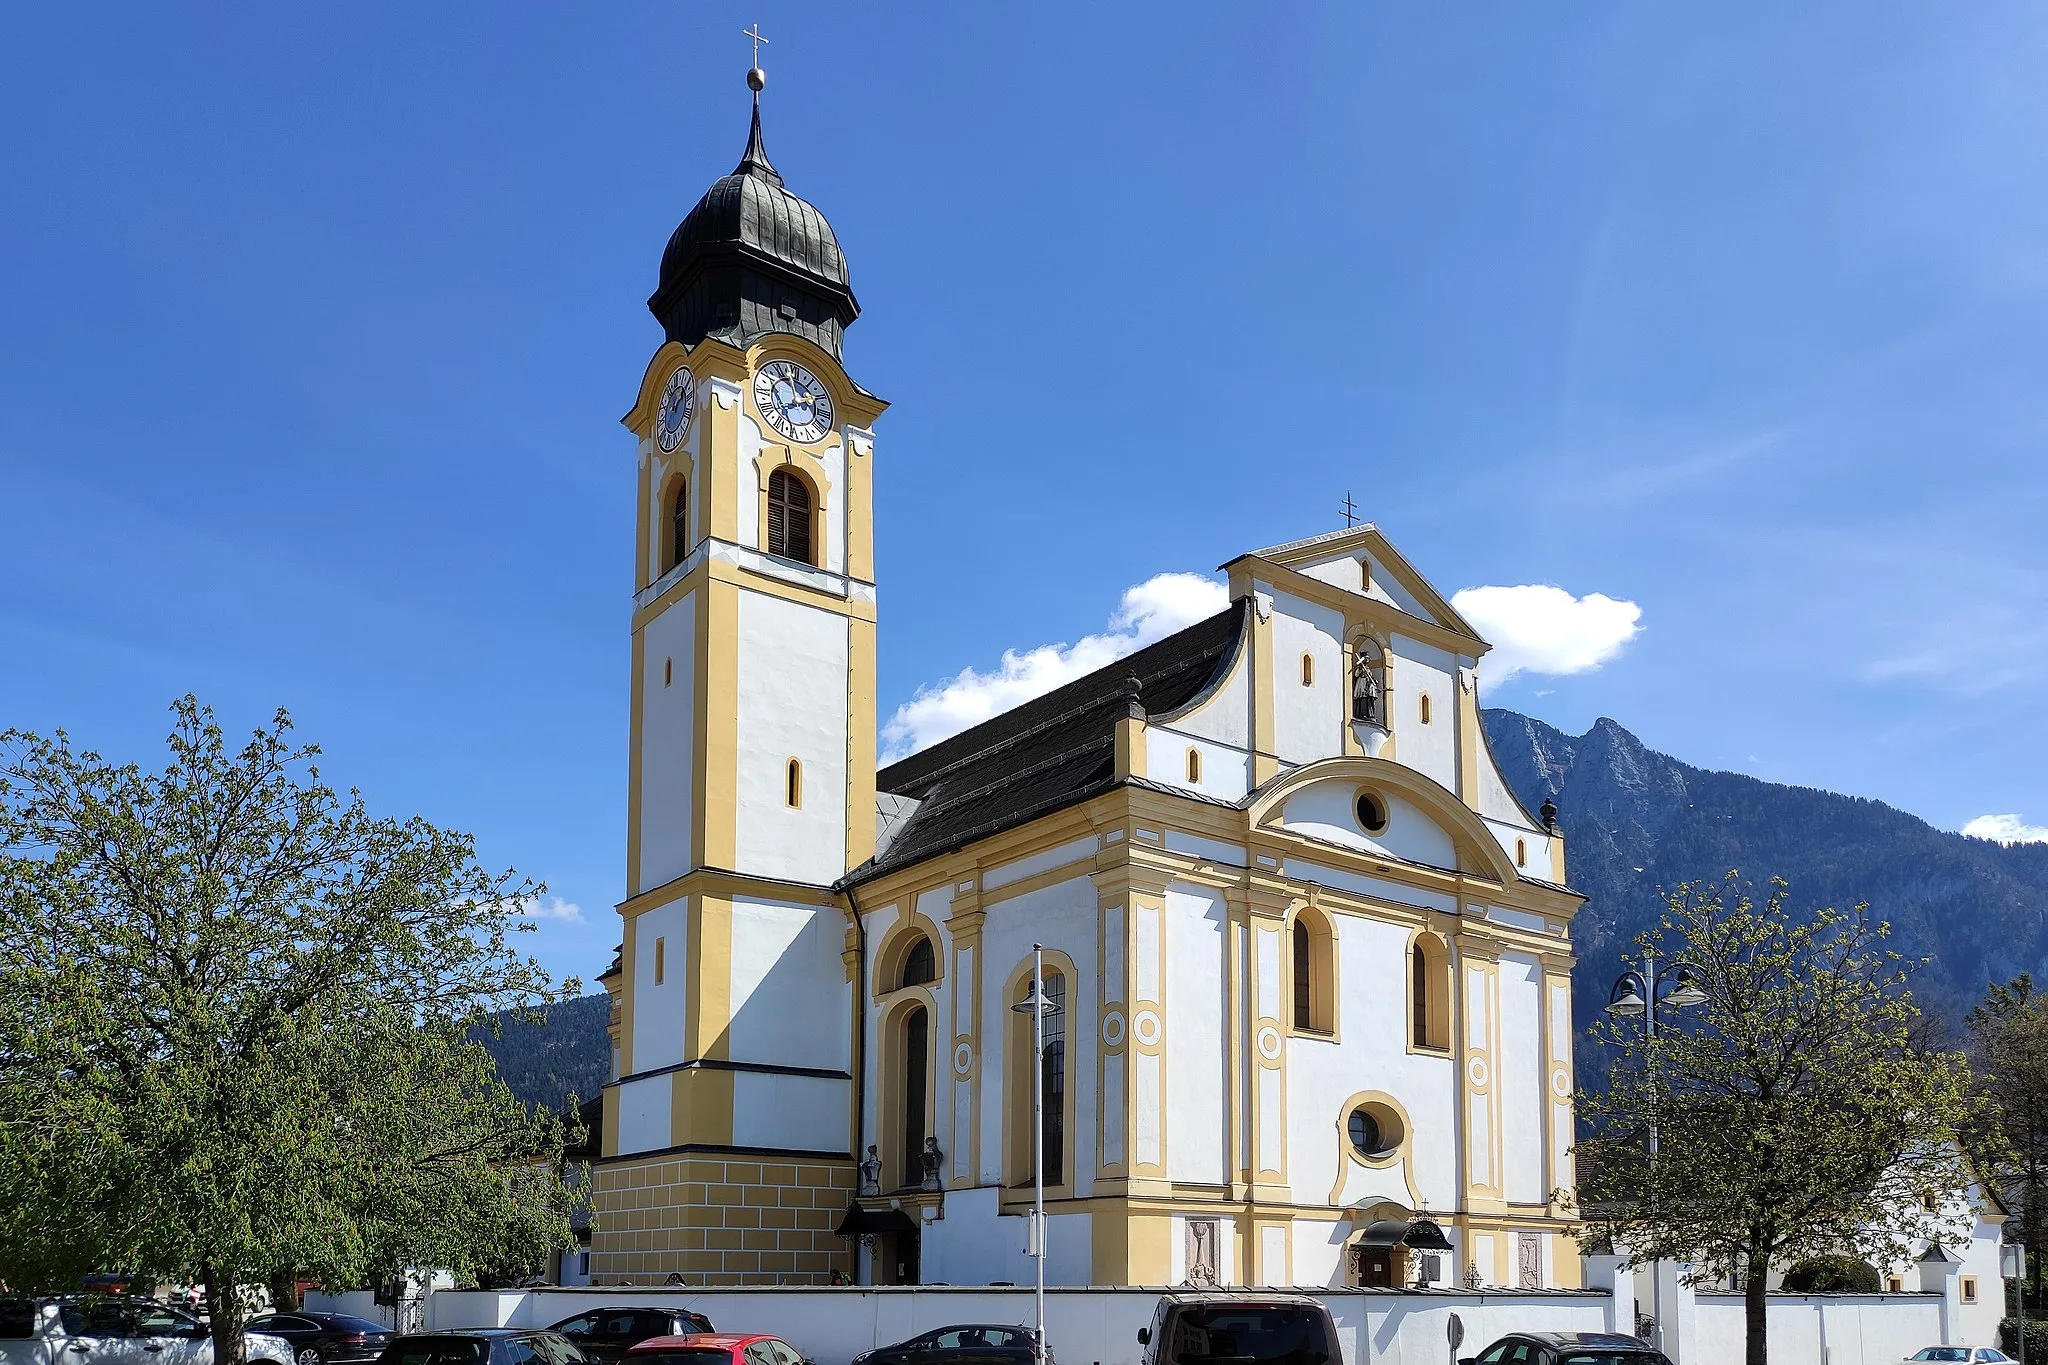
[1136,1331,1149,1346]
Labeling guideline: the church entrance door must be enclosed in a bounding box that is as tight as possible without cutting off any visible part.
[1353,1245,1404,1288]
[882,1229,921,1285]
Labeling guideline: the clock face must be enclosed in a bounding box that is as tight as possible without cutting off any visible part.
[656,365,694,453]
[752,359,835,444]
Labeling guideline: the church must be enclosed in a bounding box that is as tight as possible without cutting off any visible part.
[589,70,1583,1292]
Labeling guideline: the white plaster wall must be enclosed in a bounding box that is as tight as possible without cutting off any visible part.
[728,896,850,1071]
[1164,884,1228,1186]
[1362,552,1436,622]
[916,1187,1094,1288]
[1270,592,1346,765]
[614,1071,673,1155]
[731,1070,847,1153]
[1167,637,1250,748]
[631,898,689,1072]
[1286,914,1459,1214]
[1474,738,1540,827]
[821,435,846,575]
[985,836,1099,890]
[1279,784,1459,870]
[1389,635,1457,795]
[1483,817,1557,878]
[1163,831,1248,867]
[1498,951,1545,1206]
[978,875,1100,1193]
[1291,1218,1350,1290]
[734,587,848,883]
[637,592,697,895]
[1146,726,1252,802]
[1297,556,1363,594]
[1282,859,1458,914]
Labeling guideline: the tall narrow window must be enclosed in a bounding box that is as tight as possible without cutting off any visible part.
[663,657,672,687]
[901,1005,929,1188]
[767,468,814,565]
[1516,838,1527,867]
[1293,920,1313,1029]
[786,758,803,808]
[1186,748,1202,783]
[1040,972,1066,1184]
[1419,693,1432,724]
[670,480,690,570]
[1412,933,1450,1050]
[1413,944,1427,1046]
[654,936,666,986]
[1301,653,1315,686]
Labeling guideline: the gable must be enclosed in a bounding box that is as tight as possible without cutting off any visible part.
[1227,524,1485,649]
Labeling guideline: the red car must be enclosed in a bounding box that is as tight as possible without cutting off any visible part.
[627,1335,813,1365]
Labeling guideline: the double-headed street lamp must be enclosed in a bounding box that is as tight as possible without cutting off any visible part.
[1012,943,1062,1365]
[1606,952,1707,1353]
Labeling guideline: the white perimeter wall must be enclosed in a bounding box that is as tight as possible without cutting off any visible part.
[1693,1294,1947,1365]
[425,1287,1613,1365]
[734,588,848,884]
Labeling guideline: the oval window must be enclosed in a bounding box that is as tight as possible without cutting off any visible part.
[1355,791,1388,834]
[1347,1103,1402,1158]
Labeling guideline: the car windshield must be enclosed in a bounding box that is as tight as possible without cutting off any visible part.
[1913,1353,1972,1362]
[634,1352,732,1365]
[1167,1309,1329,1365]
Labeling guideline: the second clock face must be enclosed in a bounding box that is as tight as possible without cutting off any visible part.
[753,359,835,444]
[656,365,694,453]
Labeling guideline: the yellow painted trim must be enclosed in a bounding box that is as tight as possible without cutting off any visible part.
[618,866,840,919]
[871,906,947,998]
[1250,600,1278,786]
[1285,902,1339,1039]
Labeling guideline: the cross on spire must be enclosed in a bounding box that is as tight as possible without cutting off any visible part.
[743,23,769,69]
[1339,491,1360,528]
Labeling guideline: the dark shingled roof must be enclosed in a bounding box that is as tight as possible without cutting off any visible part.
[845,600,1250,885]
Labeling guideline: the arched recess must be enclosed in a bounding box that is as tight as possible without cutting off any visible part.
[1325,1089,1425,1209]
[872,910,946,999]
[1247,756,1522,885]
[1002,948,1080,1191]
[661,472,691,572]
[1408,929,1451,1052]
[1289,904,1337,1036]
[877,988,938,1193]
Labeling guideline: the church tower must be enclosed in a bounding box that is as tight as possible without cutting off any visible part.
[594,64,885,1284]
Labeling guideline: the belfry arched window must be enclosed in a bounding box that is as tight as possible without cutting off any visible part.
[669,479,690,571]
[767,468,814,565]
[1352,637,1387,728]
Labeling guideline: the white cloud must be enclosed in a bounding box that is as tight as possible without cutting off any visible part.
[511,896,586,925]
[1962,814,2048,845]
[1451,584,1643,692]
[881,572,1229,760]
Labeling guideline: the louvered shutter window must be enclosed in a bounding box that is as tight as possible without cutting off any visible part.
[670,481,689,570]
[767,469,813,565]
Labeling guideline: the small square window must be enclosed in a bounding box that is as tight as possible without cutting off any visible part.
[1962,1275,1979,1304]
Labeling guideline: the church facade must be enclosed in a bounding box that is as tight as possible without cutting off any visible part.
[589,82,1584,1292]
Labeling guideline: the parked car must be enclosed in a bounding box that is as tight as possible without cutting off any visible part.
[1459,1332,1673,1365]
[1904,1351,2012,1363]
[1137,1293,1338,1365]
[624,1333,811,1365]
[548,1312,713,1365]
[374,1330,587,1365]
[0,1298,293,1365]
[245,1313,396,1365]
[852,1326,1039,1365]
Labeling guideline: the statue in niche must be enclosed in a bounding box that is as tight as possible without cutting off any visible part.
[1351,637,1387,728]
[919,1136,945,1192]
[1184,1218,1220,1286]
[858,1144,882,1197]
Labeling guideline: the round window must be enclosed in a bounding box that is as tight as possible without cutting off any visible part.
[1355,790,1388,833]
[1348,1104,1401,1158]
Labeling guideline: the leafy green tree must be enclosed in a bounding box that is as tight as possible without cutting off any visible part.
[1969,975,2048,1307]
[0,698,583,1363]
[1575,875,1985,1365]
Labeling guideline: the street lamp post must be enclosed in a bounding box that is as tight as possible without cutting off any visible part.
[1606,953,1707,1355]
[1012,943,1062,1365]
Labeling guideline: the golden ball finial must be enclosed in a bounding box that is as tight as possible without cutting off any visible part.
[747,66,766,92]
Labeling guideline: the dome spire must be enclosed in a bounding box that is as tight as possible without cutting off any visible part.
[737,26,780,183]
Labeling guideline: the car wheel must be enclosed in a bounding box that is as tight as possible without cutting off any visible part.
[298,1348,322,1365]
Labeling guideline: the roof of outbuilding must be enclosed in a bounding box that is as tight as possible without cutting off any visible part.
[843,601,1250,886]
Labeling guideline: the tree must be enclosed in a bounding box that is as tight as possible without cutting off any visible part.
[0,698,583,1363]
[1575,875,1985,1365]
[1969,975,2048,1308]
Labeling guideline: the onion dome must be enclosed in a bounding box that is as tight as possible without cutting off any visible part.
[648,91,859,358]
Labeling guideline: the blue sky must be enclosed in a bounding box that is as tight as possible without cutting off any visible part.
[4,4,2045,992]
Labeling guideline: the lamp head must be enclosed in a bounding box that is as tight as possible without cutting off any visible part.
[1663,963,1709,1008]
[1606,972,1648,1017]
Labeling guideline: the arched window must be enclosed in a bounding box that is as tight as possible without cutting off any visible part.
[1419,693,1432,725]
[786,758,803,808]
[1412,934,1450,1051]
[900,936,936,989]
[1009,967,1069,1186]
[1186,748,1202,783]
[1291,908,1334,1034]
[669,479,690,570]
[767,468,814,565]
[899,1004,929,1188]
[1516,837,1527,868]
[1301,653,1315,686]
[1351,637,1387,727]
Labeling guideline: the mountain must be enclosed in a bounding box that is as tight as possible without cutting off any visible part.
[473,992,611,1113]
[1483,708,2048,1050]
[476,715,2048,1114]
